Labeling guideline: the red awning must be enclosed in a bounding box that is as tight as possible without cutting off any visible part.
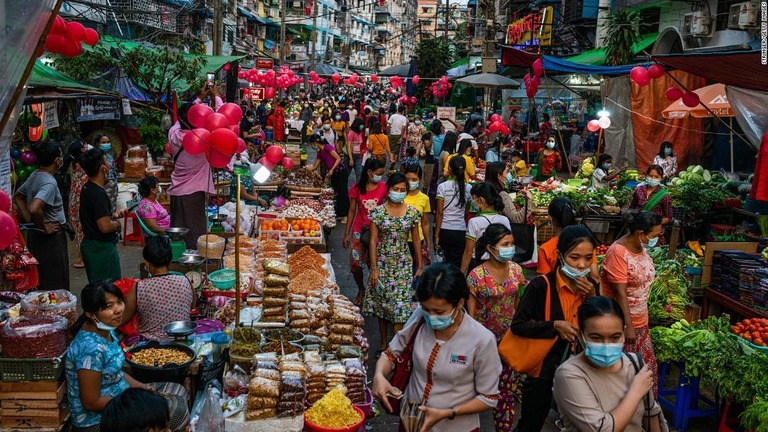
[652,51,768,92]
[500,46,539,68]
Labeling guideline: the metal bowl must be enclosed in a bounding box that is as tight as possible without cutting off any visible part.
[177,255,205,266]
[209,214,228,223]
[163,320,197,338]
[166,227,190,236]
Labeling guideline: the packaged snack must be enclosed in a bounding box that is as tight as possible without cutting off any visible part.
[263,260,290,276]
[329,323,355,335]
[264,274,291,287]
[248,377,279,397]
[263,297,287,307]
[247,395,278,409]
[245,407,275,420]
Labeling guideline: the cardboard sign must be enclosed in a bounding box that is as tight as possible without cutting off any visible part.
[76,97,121,122]
[42,101,58,130]
[437,107,456,131]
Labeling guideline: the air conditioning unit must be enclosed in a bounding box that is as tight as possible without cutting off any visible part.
[728,2,759,29]
[266,8,275,18]
[682,11,711,37]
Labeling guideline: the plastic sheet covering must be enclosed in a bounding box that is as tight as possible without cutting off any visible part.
[600,76,636,167]
[0,0,59,181]
[725,86,768,149]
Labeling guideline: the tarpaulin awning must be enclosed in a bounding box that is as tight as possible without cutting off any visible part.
[652,50,768,92]
[662,83,733,119]
[29,60,105,92]
[566,33,658,65]
[378,63,411,76]
[238,6,259,22]
[501,46,647,76]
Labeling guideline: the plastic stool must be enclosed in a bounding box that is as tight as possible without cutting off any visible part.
[122,213,144,246]
[658,362,718,431]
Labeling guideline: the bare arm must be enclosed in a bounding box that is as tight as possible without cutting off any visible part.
[369,222,380,286]
[467,293,478,318]
[412,224,423,276]
[613,282,636,342]
[434,198,444,247]
[121,283,138,325]
[418,399,492,432]
[13,193,30,223]
[77,370,113,412]
[96,215,121,234]
[141,217,166,236]
[28,198,49,230]
[460,238,475,274]
[420,212,432,253]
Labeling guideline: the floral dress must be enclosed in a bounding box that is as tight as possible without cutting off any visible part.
[68,163,89,251]
[467,262,525,432]
[363,205,421,323]
[105,152,118,211]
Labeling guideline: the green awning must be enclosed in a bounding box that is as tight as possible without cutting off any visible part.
[30,60,104,91]
[566,32,659,66]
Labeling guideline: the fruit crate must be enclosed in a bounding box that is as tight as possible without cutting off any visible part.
[0,356,65,382]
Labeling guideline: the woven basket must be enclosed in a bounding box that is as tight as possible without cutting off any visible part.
[287,185,323,193]
[537,223,556,244]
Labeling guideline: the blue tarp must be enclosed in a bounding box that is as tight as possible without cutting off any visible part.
[238,7,259,22]
[541,56,649,76]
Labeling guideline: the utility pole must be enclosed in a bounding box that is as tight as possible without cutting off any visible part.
[310,0,319,70]
[213,0,223,55]
[481,0,495,73]
[434,0,439,38]
[444,0,449,40]
[342,1,350,73]
[280,0,287,63]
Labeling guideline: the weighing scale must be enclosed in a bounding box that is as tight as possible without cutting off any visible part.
[165,227,189,261]
[209,214,227,234]
[163,320,197,343]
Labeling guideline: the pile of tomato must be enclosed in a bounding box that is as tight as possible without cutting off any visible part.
[731,318,768,346]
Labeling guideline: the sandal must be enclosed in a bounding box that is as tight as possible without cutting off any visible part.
[73,261,85,269]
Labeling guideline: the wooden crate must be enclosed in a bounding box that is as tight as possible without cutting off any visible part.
[0,381,68,430]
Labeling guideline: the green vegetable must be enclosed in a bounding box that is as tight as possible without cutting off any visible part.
[648,262,689,322]
[650,315,734,377]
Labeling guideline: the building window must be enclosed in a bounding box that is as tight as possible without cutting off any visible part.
[716,0,741,30]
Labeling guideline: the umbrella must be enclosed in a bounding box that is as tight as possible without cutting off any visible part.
[456,73,521,89]
[661,83,737,171]
[378,64,412,77]
[311,63,341,76]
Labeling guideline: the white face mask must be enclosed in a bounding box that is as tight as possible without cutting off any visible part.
[94,318,117,332]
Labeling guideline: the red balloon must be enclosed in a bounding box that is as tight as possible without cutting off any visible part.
[51,15,67,35]
[525,86,536,99]
[490,114,501,123]
[371,74,378,83]
[331,73,341,85]
[209,128,239,154]
[587,119,600,132]
[204,112,230,132]
[281,157,295,171]
[182,128,211,155]
[665,87,683,101]
[265,87,276,99]
[412,75,420,85]
[647,64,665,79]
[0,190,10,213]
[66,21,86,41]
[45,34,66,54]
[258,157,276,170]
[629,66,649,85]
[532,58,544,77]
[61,39,83,58]
[499,125,510,135]
[229,125,240,137]
[83,28,99,46]
[489,122,502,132]
[187,104,214,128]
[223,63,231,72]
[635,74,651,86]
[206,148,231,169]
[682,92,700,108]
[0,212,14,250]
[218,102,243,126]
[523,73,531,84]
[236,138,247,153]
[238,71,246,79]
[530,75,540,88]
[265,145,284,164]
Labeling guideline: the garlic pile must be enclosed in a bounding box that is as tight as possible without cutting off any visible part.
[318,205,336,228]
[282,205,320,220]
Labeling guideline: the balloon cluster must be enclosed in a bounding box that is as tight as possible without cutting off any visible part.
[665,86,699,108]
[44,15,100,58]
[398,95,417,107]
[428,76,452,98]
[274,67,304,89]
[342,73,363,88]
[629,64,664,87]
[370,74,379,83]
[522,58,545,99]
[487,114,510,136]
[390,76,404,89]
[183,102,246,168]
[331,73,341,85]
[10,147,38,183]
[0,188,14,250]
[308,71,327,86]
[259,145,294,171]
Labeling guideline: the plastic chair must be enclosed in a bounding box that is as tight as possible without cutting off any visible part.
[122,213,145,246]
[134,212,158,238]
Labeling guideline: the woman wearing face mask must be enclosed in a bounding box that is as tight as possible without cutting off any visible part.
[331,112,347,140]
[460,182,510,274]
[553,296,668,432]
[435,156,471,269]
[652,141,678,180]
[372,262,501,432]
[510,225,598,432]
[511,150,527,177]
[592,154,622,189]
[485,161,532,225]
[343,158,388,306]
[631,165,672,227]
[534,134,562,181]
[538,198,599,280]
[404,165,432,272]
[347,118,366,182]
[65,140,91,269]
[136,176,170,236]
[367,121,391,165]
[438,131,459,182]
[96,135,118,212]
[406,116,427,156]
[366,173,423,356]
[467,224,526,431]
[66,282,190,432]
[485,135,503,163]
[309,135,349,220]
[319,116,338,148]
[444,139,476,182]
[122,237,194,342]
[430,119,447,177]
[601,210,663,395]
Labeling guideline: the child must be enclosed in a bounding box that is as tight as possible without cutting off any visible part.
[400,146,420,172]
[511,150,527,177]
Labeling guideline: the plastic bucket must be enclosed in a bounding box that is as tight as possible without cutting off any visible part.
[305,406,365,432]
[352,388,373,419]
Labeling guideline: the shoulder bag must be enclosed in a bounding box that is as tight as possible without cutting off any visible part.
[498,276,558,377]
[626,353,670,432]
[507,195,536,263]
[642,187,669,212]
[385,319,425,415]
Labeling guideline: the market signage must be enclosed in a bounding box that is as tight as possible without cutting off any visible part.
[506,6,553,47]
[250,87,266,101]
[75,97,121,122]
[256,58,274,70]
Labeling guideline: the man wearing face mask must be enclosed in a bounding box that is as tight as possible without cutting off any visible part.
[299,102,314,145]
[534,134,562,181]
[78,148,128,283]
[96,135,118,212]
[14,141,70,290]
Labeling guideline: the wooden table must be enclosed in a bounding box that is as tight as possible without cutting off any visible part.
[702,288,768,319]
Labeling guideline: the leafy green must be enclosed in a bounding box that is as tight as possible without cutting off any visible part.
[671,182,728,214]
[741,398,768,430]
[648,262,689,322]
[650,316,734,377]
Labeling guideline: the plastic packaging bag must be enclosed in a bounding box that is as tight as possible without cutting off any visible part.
[1,315,67,358]
[197,384,225,432]
[20,290,78,327]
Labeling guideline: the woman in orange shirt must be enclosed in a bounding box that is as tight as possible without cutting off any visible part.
[537,198,599,280]
[511,225,598,431]
[366,121,391,164]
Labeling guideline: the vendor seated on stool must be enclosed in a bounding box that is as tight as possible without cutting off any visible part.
[66,282,190,432]
[135,176,170,236]
[230,164,269,207]
[122,236,195,342]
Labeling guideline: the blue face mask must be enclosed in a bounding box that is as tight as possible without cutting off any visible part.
[99,143,111,151]
[494,246,516,262]
[408,181,420,191]
[506,172,514,184]
[371,175,383,183]
[641,234,659,249]
[422,307,457,331]
[561,262,590,279]
[389,191,407,203]
[602,163,611,170]
[94,318,117,332]
[665,147,672,156]
[646,179,661,188]
[584,340,625,367]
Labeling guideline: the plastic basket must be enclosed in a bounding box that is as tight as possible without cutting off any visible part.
[0,356,65,382]
[685,266,703,275]
[672,206,687,221]
[195,357,226,389]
